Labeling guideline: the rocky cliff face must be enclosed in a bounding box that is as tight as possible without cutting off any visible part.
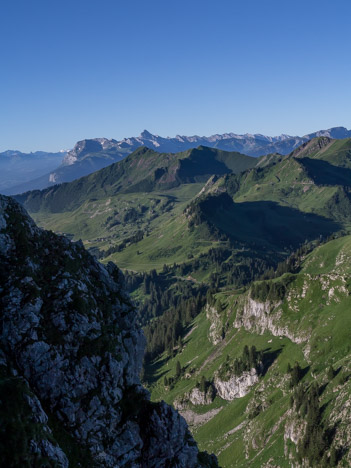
[62,139,117,166]
[234,297,308,344]
[206,304,225,345]
[0,195,217,467]
[214,368,259,401]
[174,387,215,410]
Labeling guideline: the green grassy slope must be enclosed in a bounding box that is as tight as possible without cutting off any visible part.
[14,146,261,272]
[98,136,351,273]
[32,183,215,271]
[291,137,351,164]
[146,235,351,467]
[15,146,257,213]
[19,138,351,280]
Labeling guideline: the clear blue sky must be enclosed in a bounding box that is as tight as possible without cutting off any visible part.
[1,0,351,152]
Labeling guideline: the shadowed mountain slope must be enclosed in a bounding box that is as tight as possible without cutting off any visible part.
[12,138,351,281]
[14,146,257,213]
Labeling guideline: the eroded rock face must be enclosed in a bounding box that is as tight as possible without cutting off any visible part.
[0,195,217,467]
[234,297,307,344]
[206,304,224,345]
[284,413,306,446]
[174,387,214,410]
[214,368,259,401]
[189,388,213,406]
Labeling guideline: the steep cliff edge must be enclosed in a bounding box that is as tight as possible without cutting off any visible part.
[0,195,217,467]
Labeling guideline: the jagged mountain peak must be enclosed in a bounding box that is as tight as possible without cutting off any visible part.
[303,125,351,140]
[140,129,157,139]
[290,136,335,159]
[62,138,104,165]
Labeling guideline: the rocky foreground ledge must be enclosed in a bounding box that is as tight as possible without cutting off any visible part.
[0,195,217,467]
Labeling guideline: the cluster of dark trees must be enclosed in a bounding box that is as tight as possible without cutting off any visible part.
[164,360,185,389]
[143,292,205,361]
[196,375,216,401]
[91,230,144,259]
[287,362,344,466]
[291,383,339,466]
[123,268,208,361]
[250,276,293,302]
[219,346,263,380]
[287,362,304,388]
[124,268,206,324]
[164,368,216,402]
[162,246,275,290]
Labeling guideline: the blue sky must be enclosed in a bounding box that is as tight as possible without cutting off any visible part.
[1,0,351,152]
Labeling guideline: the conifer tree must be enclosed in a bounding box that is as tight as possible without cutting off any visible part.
[175,360,181,378]
[327,365,335,381]
[290,362,302,387]
[200,375,206,393]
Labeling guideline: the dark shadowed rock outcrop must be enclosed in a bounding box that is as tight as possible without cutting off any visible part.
[0,195,217,467]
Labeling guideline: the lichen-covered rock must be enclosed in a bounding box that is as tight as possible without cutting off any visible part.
[0,195,217,467]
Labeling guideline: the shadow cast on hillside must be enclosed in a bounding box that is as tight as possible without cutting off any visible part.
[299,157,351,186]
[200,194,342,250]
[261,347,283,376]
[143,355,170,385]
[300,365,310,380]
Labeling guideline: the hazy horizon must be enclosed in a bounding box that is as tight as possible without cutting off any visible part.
[2,125,351,154]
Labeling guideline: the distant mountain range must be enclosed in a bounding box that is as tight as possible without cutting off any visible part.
[0,150,65,193]
[2,126,351,195]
